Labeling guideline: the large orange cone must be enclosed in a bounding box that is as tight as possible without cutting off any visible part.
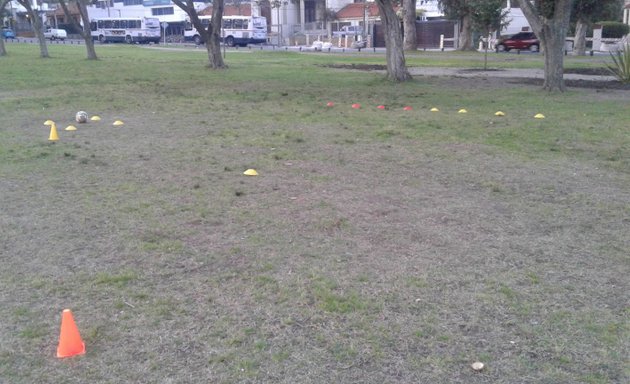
[48,123,59,141]
[56,309,85,358]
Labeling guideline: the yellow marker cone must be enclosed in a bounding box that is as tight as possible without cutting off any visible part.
[65,125,77,131]
[44,120,54,126]
[90,116,101,121]
[458,109,468,113]
[243,169,258,176]
[430,107,439,112]
[48,123,59,141]
[495,111,505,116]
[534,113,545,119]
[113,120,124,126]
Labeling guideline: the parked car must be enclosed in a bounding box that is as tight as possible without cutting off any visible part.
[333,25,363,37]
[496,32,539,52]
[1,27,16,39]
[44,27,67,40]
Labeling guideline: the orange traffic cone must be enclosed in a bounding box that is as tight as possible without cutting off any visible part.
[56,309,85,358]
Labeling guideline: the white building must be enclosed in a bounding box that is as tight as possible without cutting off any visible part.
[416,0,443,20]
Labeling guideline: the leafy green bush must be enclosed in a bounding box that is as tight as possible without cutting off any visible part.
[606,44,630,83]
[597,21,630,38]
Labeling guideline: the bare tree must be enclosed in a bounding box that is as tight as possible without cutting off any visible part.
[403,0,418,50]
[172,0,227,69]
[515,0,574,92]
[375,0,412,81]
[16,0,49,57]
[57,0,98,60]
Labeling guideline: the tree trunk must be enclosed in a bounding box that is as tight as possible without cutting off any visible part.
[458,13,474,51]
[572,17,588,56]
[403,0,418,51]
[0,36,6,57]
[33,14,49,58]
[516,0,574,92]
[17,0,49,58]
[0,0,8,56]
[206,0,226,69]
[173,0,226,69]
[77,0,98,60]
[375,0,412,82]
[59,0,98,60]
[83,33,98,61]
[541,25,567,91]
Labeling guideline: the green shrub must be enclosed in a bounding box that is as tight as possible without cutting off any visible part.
[606,44,630,83]
[597,21,630,38]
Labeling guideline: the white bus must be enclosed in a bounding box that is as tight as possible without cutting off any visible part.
[184,15,267,46]
[90,17,161,44]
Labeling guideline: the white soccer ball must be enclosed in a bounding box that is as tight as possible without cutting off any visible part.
[75,111,89,123]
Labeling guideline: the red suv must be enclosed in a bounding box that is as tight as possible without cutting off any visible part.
[496,32,539,52]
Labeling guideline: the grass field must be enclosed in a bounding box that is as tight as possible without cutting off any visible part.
[1,44,629,383]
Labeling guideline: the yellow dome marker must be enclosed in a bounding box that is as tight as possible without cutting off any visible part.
[44,120,55,126]
[458,109,468,113]
[494,111,505,116]
[243,169,259,176]
[90,116,101,121]
[48,123,59,141]
[430,107,439,112]
[534,113,545,119]
[65,125,77,131]
[113,120,124,126]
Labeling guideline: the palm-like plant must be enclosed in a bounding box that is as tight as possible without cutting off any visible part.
[606,44,630,83]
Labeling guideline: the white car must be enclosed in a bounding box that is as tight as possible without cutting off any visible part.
[44,28,67,40]
[333,25,363,37]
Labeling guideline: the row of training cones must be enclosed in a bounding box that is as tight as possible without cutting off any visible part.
[325,103,546,118]
[44,119,125,141]
[242,110,545,178]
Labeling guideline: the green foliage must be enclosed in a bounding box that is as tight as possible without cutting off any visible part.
[572,0,624,23]
[535,0,556,19]
[606,44,630,83]
[437,0,471,19]
[470,0,509,34]
[598,21,630,38]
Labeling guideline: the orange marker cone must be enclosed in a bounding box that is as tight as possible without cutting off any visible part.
[351,103,361,109]
[377,105,386,110]
[326,102,334,107]
[56,309,85,358]
[403,106,413,111]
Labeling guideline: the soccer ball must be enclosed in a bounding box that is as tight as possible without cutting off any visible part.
[75,111,89,123]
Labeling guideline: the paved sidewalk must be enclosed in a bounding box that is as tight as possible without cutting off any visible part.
[408,67,617,82]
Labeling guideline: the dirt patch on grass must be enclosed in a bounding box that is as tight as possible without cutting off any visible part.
[511,77,630,90]
[321,63,387,71]
[325,63,630,90]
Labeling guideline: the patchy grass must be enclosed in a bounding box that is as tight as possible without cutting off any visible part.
[0,44,628,383]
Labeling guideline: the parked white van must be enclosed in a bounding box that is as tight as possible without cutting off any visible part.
[44,28,67,40]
